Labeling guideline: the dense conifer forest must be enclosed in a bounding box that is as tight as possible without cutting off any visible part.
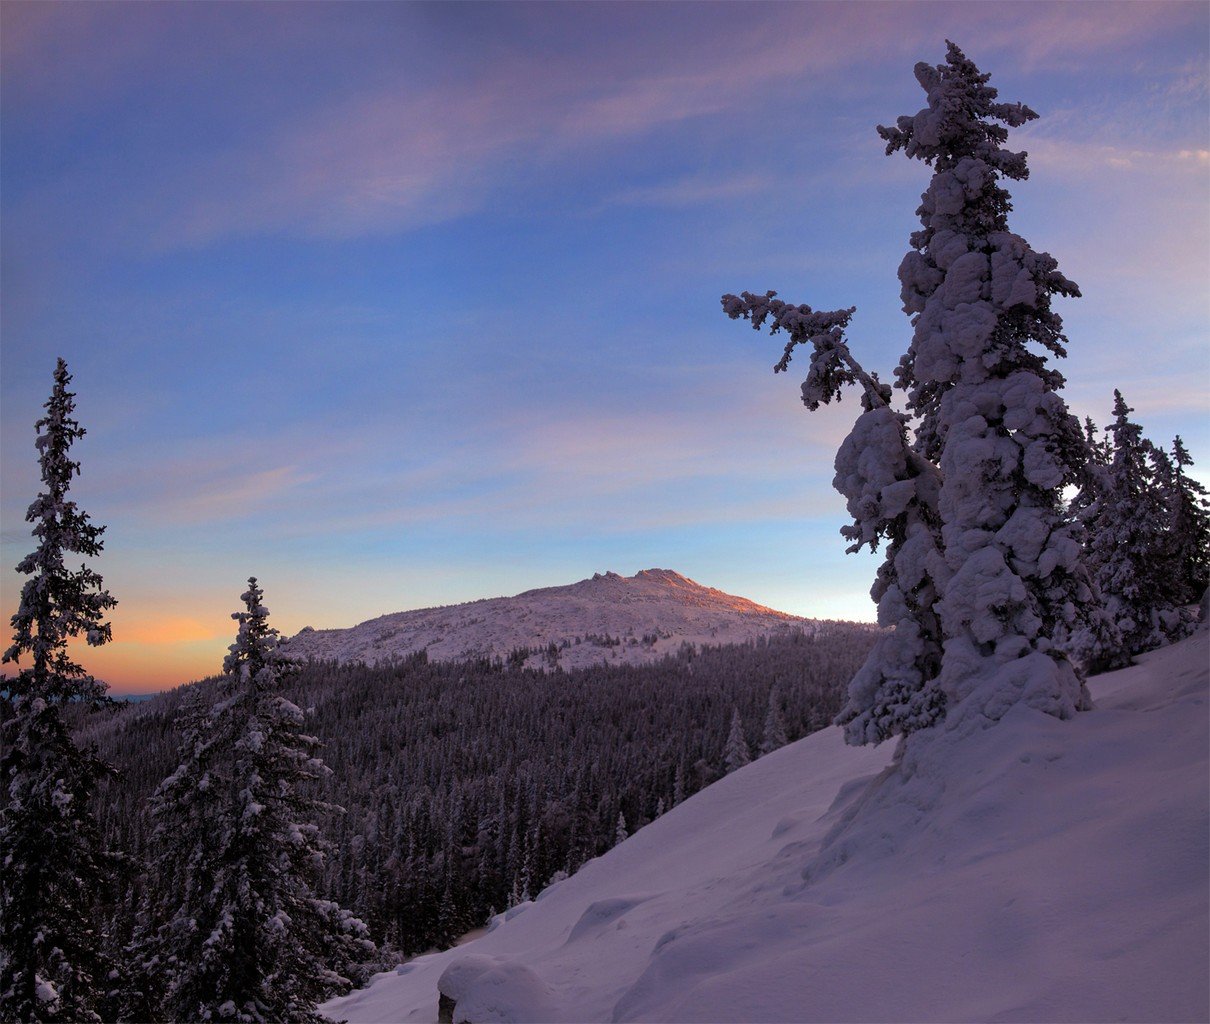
[76,628,875,962]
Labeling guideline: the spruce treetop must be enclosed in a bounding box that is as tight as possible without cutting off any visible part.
[1104,391,1153,496]
[223,575,291,689]
[878,40,1038,180]
[886,43,1081,444]
[1172,435,1195,470]
[1109,389,1141,444]
[4,358,115,706]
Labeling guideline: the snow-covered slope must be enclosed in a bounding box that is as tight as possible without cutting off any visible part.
[283,569,835,670]
[322,628,1209,1023]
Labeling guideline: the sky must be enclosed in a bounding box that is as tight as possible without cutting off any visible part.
[2,1,1207,694]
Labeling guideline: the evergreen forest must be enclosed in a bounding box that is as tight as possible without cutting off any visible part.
[75,629,874,965]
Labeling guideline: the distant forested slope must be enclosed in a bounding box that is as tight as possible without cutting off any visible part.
[80,627,875,958]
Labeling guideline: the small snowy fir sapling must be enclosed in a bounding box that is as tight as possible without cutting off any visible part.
[508,875,524,910]
[1144,443,1195,625]
[436,879,460,950]
[1081,392,1185,661]
[1,359,117,1024]
[614,811,629,846]
[519,846,534,904]
[760,686,789,756]
[135,578,375,1023]
[726,42,1099,742]
[724,707,752,773]
[1164,436,1210,607]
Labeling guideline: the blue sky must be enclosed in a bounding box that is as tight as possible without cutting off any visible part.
[2,1,1207,692]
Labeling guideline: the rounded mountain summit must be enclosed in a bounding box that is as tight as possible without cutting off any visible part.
[283,569,857,671]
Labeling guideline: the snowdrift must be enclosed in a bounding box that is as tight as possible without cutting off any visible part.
[322,629,1209,1023]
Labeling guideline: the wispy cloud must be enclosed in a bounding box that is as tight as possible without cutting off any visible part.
[98,457,317,526]
[953,1,1203,72]
[144,15,868,247]
[5,2,1203,251]
[604,173,774,210]
[1025,137,1210,176]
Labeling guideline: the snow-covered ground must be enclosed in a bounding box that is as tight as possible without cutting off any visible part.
[322,627,1209,1023]
[283,568,844,671]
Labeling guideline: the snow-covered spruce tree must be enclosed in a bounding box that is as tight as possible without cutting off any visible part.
[1144,443,1192,620]
[727,42,1098,739]
[1082,392,1182,660]
[1051,410,1129,673]
[1,358,117,1024]
[1164,436,1210,607]
[723,707,751,773]
[759,685,788,756]
[139,579,375,1023]
[880,41,1095,725]
[614,811,629,846]
[1069,418,1109,523]
[1085,417,1111,467]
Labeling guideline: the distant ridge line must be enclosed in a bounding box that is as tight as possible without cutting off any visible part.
[282,568,863,672]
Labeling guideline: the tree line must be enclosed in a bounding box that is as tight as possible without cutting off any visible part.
[85,626,873,970]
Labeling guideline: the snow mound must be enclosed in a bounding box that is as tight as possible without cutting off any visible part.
[322,629,1209,1023]
[437,955,558,1023]
[282,568,846,672]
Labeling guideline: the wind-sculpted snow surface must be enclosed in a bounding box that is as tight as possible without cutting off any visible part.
[281,569,828,671]
[321,628,1209,1023]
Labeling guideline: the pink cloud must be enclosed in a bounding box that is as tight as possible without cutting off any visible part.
[157,3,1204,245]
[7,2,1203,250]
[100,457,315,526]
[151,13,870,246]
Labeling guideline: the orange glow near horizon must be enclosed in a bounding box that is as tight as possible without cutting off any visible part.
[63,610,231,695]
[82,642,225,696]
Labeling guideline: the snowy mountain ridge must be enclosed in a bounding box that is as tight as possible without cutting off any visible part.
[322,627,1210,1023]
[282,568,845,670]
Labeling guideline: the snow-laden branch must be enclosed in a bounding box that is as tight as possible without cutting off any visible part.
[722,289,948,743]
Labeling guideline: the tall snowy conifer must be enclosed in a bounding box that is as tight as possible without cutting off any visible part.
[726,42,1097,742]
[880,41,1094,726]
[1,359,117,1023]
[139,579,374,1023]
